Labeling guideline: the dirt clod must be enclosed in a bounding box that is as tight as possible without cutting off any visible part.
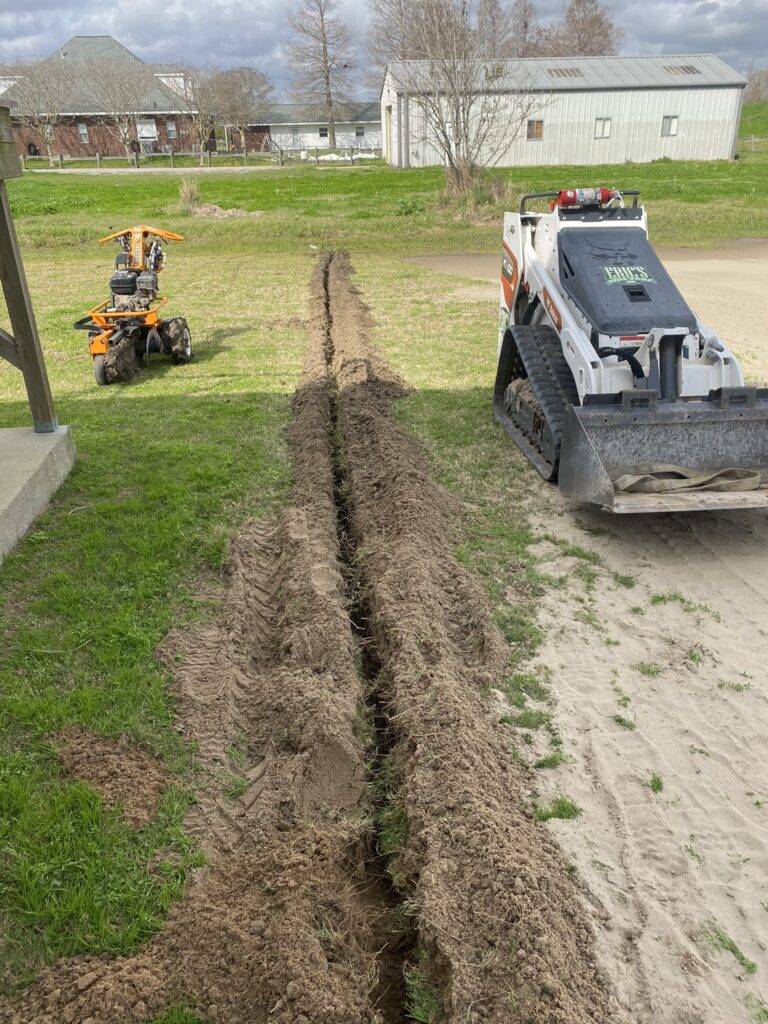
[55,727,170,827]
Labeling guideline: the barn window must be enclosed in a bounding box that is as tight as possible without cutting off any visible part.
[355,125,365,138]
[527,119,544,141]
[77,122,89,144]
[292,127,300,145]
[319,126,329,139]
[548,67,583,79]
[594,117,612,139]
[661,115,679,137]
[166,120,177,140]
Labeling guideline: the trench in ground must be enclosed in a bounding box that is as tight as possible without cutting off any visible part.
[321,254,419,1024]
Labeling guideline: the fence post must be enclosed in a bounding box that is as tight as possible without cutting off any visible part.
[58,153,63,169]
[169,150,174,168]
[279,147,284,167]
[315,148,319,164]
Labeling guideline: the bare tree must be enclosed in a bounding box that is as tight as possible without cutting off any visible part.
[181,68,225,162]
[288,0,355,148]
[745,65,768,103]
[368,0,425,87]
[383,0,540,191]
[216,67,273,149]
[83,59,162,157]
[508,0,546,57]
[6,58,75,166]
[545,0,624,56]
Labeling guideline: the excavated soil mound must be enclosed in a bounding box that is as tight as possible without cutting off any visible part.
[324,252,623,1024]
[192,204,263,219]
[55,728,170,828]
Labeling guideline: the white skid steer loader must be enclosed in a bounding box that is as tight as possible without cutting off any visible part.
[495,188,768,513]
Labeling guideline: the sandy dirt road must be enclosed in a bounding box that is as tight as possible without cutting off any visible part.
[409,240,768,380]
[408,243,768,1023]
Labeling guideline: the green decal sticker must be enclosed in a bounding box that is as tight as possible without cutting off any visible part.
[602,266,656,285]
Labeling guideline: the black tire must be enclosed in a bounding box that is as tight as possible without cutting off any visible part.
[162,317,193,364]
[93,354,108,386]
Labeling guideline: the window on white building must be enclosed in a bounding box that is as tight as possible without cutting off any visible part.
[292,127,300,145]
[319,126,329,139]
[77,122,89,144]
[594,117,612,139]
[661,115,679,138]
[166,120,177,140]
[355,125,365,138]
[526,119,544,141]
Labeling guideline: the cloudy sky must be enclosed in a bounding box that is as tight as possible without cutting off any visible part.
[0,0,765,96]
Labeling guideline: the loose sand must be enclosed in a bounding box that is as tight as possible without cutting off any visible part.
[408,241,768,1023]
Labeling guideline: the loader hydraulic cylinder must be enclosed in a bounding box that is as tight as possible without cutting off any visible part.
[659,336,683,403]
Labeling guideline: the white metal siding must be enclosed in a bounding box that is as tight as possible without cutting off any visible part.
[271,122,382,150]
[385,80,742,168]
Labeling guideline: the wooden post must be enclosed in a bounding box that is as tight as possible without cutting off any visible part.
[0,108,57,431]
[58,153,63,169]
[169,150,175,168]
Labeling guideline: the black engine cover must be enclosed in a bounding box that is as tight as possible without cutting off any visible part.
[557,226,698,336]
[110,270,138,296]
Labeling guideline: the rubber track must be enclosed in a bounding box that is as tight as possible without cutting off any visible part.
[494,324,579,481]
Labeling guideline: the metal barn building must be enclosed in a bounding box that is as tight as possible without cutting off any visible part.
[381,54,746,168]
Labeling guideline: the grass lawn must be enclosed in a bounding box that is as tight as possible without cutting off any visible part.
[739,102,768,138]
[1,145,767,1006]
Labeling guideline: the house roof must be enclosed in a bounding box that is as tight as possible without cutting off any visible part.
[4,36,190,115]
[384,54,746,95]
[260,101,381,126]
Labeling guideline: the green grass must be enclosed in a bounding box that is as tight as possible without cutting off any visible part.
[703,924,757,975]
[634,661,662,678]
[404,949,442,1024]
[613,715,637,731]
[533,796,582,822]
[0,222,307,988]
[746,993,768,1023]
[648,772,664,794]
[150,1010,205,1024]
[8,146,768,255]
[740,103,768,138]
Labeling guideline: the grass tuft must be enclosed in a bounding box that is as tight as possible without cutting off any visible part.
[534,796,581,822]
[404,948,442,1023]
[648,772,664,794]
[703,924,757,975]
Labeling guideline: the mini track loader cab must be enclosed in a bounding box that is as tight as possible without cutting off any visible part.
[495,188,768,513]
[75,225,192,385]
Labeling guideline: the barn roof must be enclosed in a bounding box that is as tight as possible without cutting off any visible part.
[385,54,746,94]
[3,36,190,115]
[260,101,381,126]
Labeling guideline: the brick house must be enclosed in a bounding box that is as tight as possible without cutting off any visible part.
[1,36,196,158]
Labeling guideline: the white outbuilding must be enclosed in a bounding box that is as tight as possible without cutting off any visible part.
[381,54,746,168]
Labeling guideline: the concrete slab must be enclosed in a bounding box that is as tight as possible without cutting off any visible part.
[0,426,76,561]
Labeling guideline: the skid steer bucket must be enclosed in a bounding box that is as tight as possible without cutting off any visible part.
[558,388,768,513]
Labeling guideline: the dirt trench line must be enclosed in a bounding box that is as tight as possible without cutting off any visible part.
[2,251,623,1024]
[321,251,624,1024]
